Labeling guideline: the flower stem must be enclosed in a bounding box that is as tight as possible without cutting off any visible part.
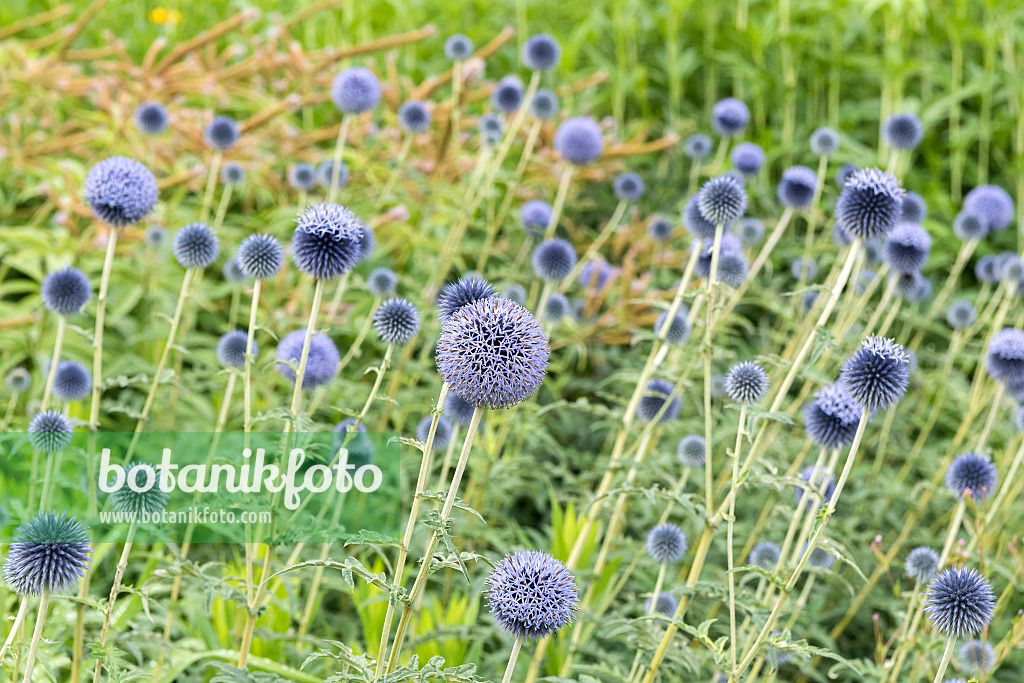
[243,278,262,434]
[19,590,49,683]
[544,165,575,240]
[327,116,351,204]
[932,637,957,683]
[200,151,222,224]
[40,315,66,412]
[378,135,414,204]
[285,278,326,433]
[502,637,524,683]
[92,523,137,682]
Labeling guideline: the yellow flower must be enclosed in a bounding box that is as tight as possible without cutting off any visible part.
[148,7,181,25]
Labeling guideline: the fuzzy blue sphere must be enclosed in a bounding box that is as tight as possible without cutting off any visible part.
[957,640,996,677]
[542,293,571,322]
[554,117,603,165]
[172,222,219,269]
[373,298,421,345]
[237,232,284,279]
[333,419,375,466]
[711,98,749,136]
[52,360,91,402]
[444,34,473,61]
[6,367,30,393]
[532,238,577,281]
[946,300,977,330]
[693,233,743,279]
[479,113,503,136]
[331,66,381,114]
[795,465,836,511]
[445,391,478,428]
[803,383,863,449]
[884,222,931,274]
[964,185,1014,232]
[731,142,765,177]
[217,330,253,369]
[275,330,340,389]
[2,512,92,595]
[417,415,452,451]
[737,218,765,246]
[579,259,616,291]
[683,195,725,240]
[791,257,817,280]
[810,127,840,156]
[85,156,159,227]
[398,100,431,133]
[900,191,927,223]
[777,165,818,209]
[836,168,904,240]
[840,336,909,411]
[750,541,781,569]
[486,550,579,640]
[109,462,169,515]
[522,33,561,71]
[905,546,940,584]
[636,379,680,423]
[946,452,998,501]
[366,268,398,298]
[613,172,645,201]
[835,163,857,188]
[986,328,1024,385]
[975,255,1000,283]
[41,266,92,316]
[924,566,996,638]
[953,212,987,241]
[646,523,687,564]
[883,112,924,150]
[520,200,552,238]
[292,203,363,281]
[894,272,931,303]
[715,251,749,287]
[289,163,317,191]
[684,133,713,160]
[655,309,691,346]
[204,115,239,150]
[677,434,706,468]
[145,224,167,248]
[29,409,73,453]
[647,215,673,242]
[645,592,678,616]
[220,162,245,185]
[802,292,818,313]
[134,101,169,135]
[222,257,246,284]
[725,360,769,404]
[356,224,376,263]
[807,544,836,570]
[529,89,559,119]
[491,76,524,113]
[437,276,497,322]
[316,160,350,190]
[698,175,748,225]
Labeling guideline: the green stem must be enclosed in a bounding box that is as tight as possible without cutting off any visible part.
[200,151,222,224]
[327,116,351,204]
[19,591,49,683]
[40,315,66,412]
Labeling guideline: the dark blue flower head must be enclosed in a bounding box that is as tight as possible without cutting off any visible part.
[437,276,497,322]
[684,134,713,160]
[655,309,691,346]
[836,168,904,240]
[520,200,552,238]
[220,163,245,185]
[173,222,219,269]
[357,224,376,262]
[445,391,478,428]
[3,512,91,595]
[892,271,930,303]
[840,336,909,411]
[884,222,931,274]
[417,415,452,451]
[802,292,818,313]
[486,550,579,640]
[905,546,940,584]
[554,117,603,165]
[237,232,284,279]
[698,175,748,225]
[333,419,375,466]
[292,203,363,281]
[646,592,678,616]
[636,379,680,423]
[134,101,169,135]
[953,212,987,241]
[795,465,836,511]
[42,266,91,316]
[331,66,381,114]
[217,330,253,369]
[479,114,503,146]
[677,434,705,467]
[975,255,1000,283]
[986,328,1024,385]
[803,383,863,449]
[791,258,817,280]
[646,523,687,563]
[883,112,924,150]
[579,259,616,291]
[436,297,549,409]
[444,34,473,61]
[398,100,431,133]
[204,115,239,150]
[725,361,769,404]
[223,256,246,283]
[964,185,1014,232]
[835,163,857,188]
[957,640,996,677]
[532,238,577,281]
[491,76,524,114]
[52,360,91,402]
[1001,254,1024,282]
[693,233,743,279]
[542,293,571,322]
[731,142,765,177]
[529,89,559,119]
[109,461,169,515]
[145,224,166,248]
[275,330,340,389]
[316,160,350,190]
[777,165,818,209]
[810,127,840,156]
[29,410,72,453]
[367,268,397,298]
[85,156,158,227]
[522,33,561,71]
[715,251,748,286]
[647,215,673,242]
[946,452,998,501]
[711,98,749,136]
[373,298,420,345]
[900,191,927,223]
[289,163,317,191]
[807,544,836,570]
[613,172,645,201]
[737,218,765,246]
[750,541,781,569]
[683,195,725,240]
[6,367,30,393]
[924,566,996,638]
[946,300,976,330]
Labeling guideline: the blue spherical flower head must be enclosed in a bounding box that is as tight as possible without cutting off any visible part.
[52,360,91,402]
[41,266,91,316]
[520,200,552,239]
[479,113,504,138]
[891,271,928,303]
[221,163,245,185]
[924,566,996,638]
[579,259,616,292]
[134,100,169,135]
[750,541,781,569]
[883,112,924,150]
[486,550,579,640]
[777,165,818,209]
[554,117,603,165]
[835,163,857,188]
[725,361,769,404]
[316,160,350,190]
[217,330,254,369]
[646,523,687,563]
[145,224,166,248]
[840,336,909,411]
[715,251,749,287]
[29,409,73,453]
[491,76,524,114]
[905,546,940,584]
[645,592,678,616]
[6,367,30,393]
[436,297,549,409]
[333,418,374,466]
[397,100,431,133]
[444,33,473,61]
[655,309,691,346]
[953,212,987,241]
[613,172,645,201]
[986,327,1024,385]
[693,233,743,279]
[964,185,1014,232]
[223,256,246,284]
[444,392,478,429]
[173,222,220,269]
[542,293,571,322]
[802,292,818,313]
[698,175,748,225]
[529,89,559,119]
[292,203,363,281]
[794,465,836,511]
[711,98,749,136]
[289,163,317,191]
[367,268,397,298]
[946,452,998,501]
[636,379,680,423]
[810,127,840,156]
[2,512,92,595]
[677,434,706,467]
[957,640,996,677]
[357,224,376,262]
[532,238,577,281]
[237,233,284,279]
[683,195,725,240]
[900,191,927,223]
[836,168,904,240]
[946,300,976,330]
[417,415,452,451]
[204,115,239,150]
[437,276,497,322]
[276,330,340,390]
[807,544,836,570]
[884,222,931,274]
[647,215,673,242]
[109,461,169,515]
[803,383,863,449]
[373,298,421,345]
[737,218,765,246]
[85,156,159,227]
[791,258,817,280]
[522,33,561,71]
[684,133,713,160]
[331,66,381,114]
[731,142,765,177]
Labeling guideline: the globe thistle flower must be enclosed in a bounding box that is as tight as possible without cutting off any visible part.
[1001,255,1024,283]
[957,640,996,677]
[204,115,239,150]
[144,224,167,248]
[882,112,924,150]
[554,117,603,165]
[715,251,749,286]
[292,203,363,281]
[436,297,549,409]
[737,218,765,247]
[836,168,904,240]
[491,76,524,113]
[332,66,381,114]
[356,225,376,263]
[316,160,350,190]
[807,544,836,570]
[84,156,159,227]
[884,222,932,274]
[803,383,864,449]
[479,113,504,138]
[109,462,169,515]
[795,465,836,511]
[645,592,678,617]
[532,238,577,281]
[173,222,220,269]
[437,276,497,322]
[731,142,765,177]
[366,268,398,298]
[946,452,998,501]
[445,392,478,429]
[217,330,253,369]
[646,523,688,563]
[237,233,284,279]
[683,195,724,240]
[41,266,92,316]
[986,328,1024,385]
[220,162,245,185]
[840,336,909,411]
[777,165,818,209]
[725,361,769,404]
[750,541,781,569]
[810,127,840,156]
[636,379,681,423]
[28,409,73,453]
[655,309,691,346]
[924,566,996,638]
[503,284,527,305]
[222,256,246,283]
[963,185,1014,232]
[6,367,30,393]
[802,292,818,313]
[417,415,452,451]
[647,215,673,242]
[289,163,317,191]
[522,33,561,71]
[711,98,750,136]
[276,330,340,389]
[835,163,857,188]
[373,298,421,345]
[905,546,940,584]
[520,200,552,238]
[579,259,616,292]
[698,175,748,225]
[975,255,1000,284]
[693,233,743,279]
[791,257,817,280]
[398,100,431,133]
[444,34,473,61]
[953,212,987,241]
[333,419,375,466]
[529,89,559,119]
[52,360,91,402]
[684,133,713,160]
[2,512,92,595]
[486,550,579,640]
[900,191,927,224]
[542,293,571,322]
[613,172,645,201]
[677,434,706,468]
[133,100,169,135]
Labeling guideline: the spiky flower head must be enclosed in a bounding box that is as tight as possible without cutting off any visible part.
[645,592,678,616]
[28,410,72,453]
[953,212,987,241]
[946,452,998,501]
[835,163,857,188]
[677,434,705,468]
[882,112,924,150]
[957,640,996,677]
[963,185,1014,232]
[711,98,749,136]
[486,550,579,640]
[109,462,169,515]
[947,300,976,330]
[333,418,374,467]
[613,172,645,201]
[647,215,673,242]
[520,200,552,238]
[807,544,836,570]
[532,238,577,281]
[417,415,452,451]
[436,297,549,409]
[52,361,91,402]
[975,255,1000,284]
[41,266,91,316]
[579,259,616,292]
[522,33,561,71]
[905,546,940,584]
[173,222,219,269]
[204,115,239,150]
[217,330,253,369]
[731,142,765,177]
[924,566,996,638]
[750,541,781,569]
[491,75,524,114]
[986,328,1024,385]
[275,330,340,390]
[725,360,769,404]
[220,162,245,185]
[3,512,91,595]
[237,232,284,279]
[316,160,350,190]
[900,191,927,223]
[884,222,931,274]
[803,383,863,449]
[6,367,30,393]
[398,100,431,133]
[698,175,748,225]
[292,203,364,281]
[437,276,497,322]
[646,523,688,564]
[836,168,904,240]
[684,133,713,160]
[737,217,765,246]
[655,309,691,346]
[794,465,836,511]
[444,34,473,61]
[289,163,317,191]
[445,392,478,429]
[529,89,559,119]
[715,251,749,287]
[554,117,603,165]
[636,379,680,423]
[373,298,420,345]
[542,293,571,322]
[810,127,840,156]
[366,268,397,298]
[839,336,909,411]
[777,165,818,209]
[683,195,725,240]
[134,101,169,135]
[693,233,743,279]
[331,66,381,114]
[222,256,246,284]
[84,156,158,227]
